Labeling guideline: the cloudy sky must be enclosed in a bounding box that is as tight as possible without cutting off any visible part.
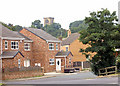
[0,0,119,29]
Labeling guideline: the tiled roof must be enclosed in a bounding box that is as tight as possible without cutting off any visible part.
[0,23,24,39]
[61,33,80,46]
[24,28,61,42]
[0,51,24,58]
[55,51,73,57]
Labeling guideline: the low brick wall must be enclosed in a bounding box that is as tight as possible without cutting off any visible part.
[2,66,44,80]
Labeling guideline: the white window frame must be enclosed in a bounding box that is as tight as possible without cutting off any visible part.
[56,43,58,50]
[49,59,55,65]
[49,43,54,50]
[35,63,41,67]
[24,43,30,51]
[18,59,21,68]
[5,40,8,49]
[11,41,19,50]
[69,57,71,64]
[24,60,30,67]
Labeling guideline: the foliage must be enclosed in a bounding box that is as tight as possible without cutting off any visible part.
[0,22,23,31]
[69,20,88,33]
[31,20,43,29]
[116,55,120,72]
[79,8,120,75]
[43,23,67,38]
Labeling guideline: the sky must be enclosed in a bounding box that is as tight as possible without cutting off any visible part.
[0,0,120,30]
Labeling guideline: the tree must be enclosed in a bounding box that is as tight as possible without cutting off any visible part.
[31,20,43,29]
[43,23,67,38]
[79,8,120,75]
[69,20,88,33]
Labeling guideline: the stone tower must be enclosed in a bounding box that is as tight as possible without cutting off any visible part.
[44,17,54,26]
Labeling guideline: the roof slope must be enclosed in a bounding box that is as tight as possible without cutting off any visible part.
[61,33,80,46]
[55,51,73,57]
[24,28,61,42]
[0,51,24,58]
[0,23,24,39]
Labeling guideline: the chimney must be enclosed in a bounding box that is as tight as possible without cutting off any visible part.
[67,29,71,37]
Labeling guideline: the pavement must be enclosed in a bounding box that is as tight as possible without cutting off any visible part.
[4,71,119,84]
[2,70,119,83]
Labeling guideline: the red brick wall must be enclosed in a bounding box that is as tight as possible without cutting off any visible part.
[2,68,44,80]
[20,28,60,72]
[2,53,25,68]
[2,39,34,68]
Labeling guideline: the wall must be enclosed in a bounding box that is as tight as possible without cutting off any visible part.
[2,67,44,80]
[60,45,69,51]
[2,39,34,67]
[20,28,60,72]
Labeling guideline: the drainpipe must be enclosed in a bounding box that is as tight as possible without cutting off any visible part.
[65,57,66,68]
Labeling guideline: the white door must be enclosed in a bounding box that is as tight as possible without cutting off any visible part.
[56,59,61,71]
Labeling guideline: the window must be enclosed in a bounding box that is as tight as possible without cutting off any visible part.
[24,43,30,51]
[24,60,30,67]
[49,43,54,50]
[35,63,41,66]
[5,40,8,49]
[66,47,68,51]
[56,43,58,50]
[11,41,18,50]
[69,58,71,64]
[18,59,21,68]
[73,62,81,67]
[49,59,55,65]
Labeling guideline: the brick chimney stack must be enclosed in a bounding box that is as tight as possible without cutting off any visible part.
[67,29,71,37]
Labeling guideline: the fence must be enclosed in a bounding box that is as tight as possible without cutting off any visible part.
[98,66,117,76]
[2,66,44,80]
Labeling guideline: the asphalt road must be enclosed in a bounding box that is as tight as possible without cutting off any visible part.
[3,72,119,85]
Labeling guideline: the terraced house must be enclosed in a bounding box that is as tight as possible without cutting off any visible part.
[0,23,73,73]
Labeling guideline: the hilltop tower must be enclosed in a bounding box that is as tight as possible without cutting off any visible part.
[44,17,54,26]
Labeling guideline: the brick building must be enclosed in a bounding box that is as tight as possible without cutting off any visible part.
[20,28,62,72]
[0,24,34,69]
[0,23,73,73]
[61,29,95,70]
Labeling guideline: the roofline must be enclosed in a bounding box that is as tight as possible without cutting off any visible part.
[24,28,47,41]
[24,40,33,42]
[55,56,67,57]
[0,37,25,40]
[24,28,61,43]
[47,40,61,43]
[1,51,24,59]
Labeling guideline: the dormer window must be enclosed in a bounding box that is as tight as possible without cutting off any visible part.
[5,40,8,49]
[11,41,19,50]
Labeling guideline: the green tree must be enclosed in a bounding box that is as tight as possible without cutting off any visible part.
[79,8,120,75]
[43,23,67,38]
[69,20,88,33]
[31,20,43,29]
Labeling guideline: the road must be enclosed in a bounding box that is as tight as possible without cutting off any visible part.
[3,72,119,85]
